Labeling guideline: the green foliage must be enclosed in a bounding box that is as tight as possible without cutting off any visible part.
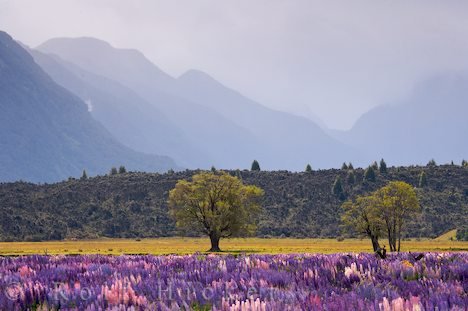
[110,167,118,175]
[379,159,387,174]
[342,181,420,252]
[341,163,348,170]
[118,166,127,174]
[427,159,437,167]
[348,162,354,170]
[364,166,376,182]
[168,172,264,251]
[81,170,87,180]
[341,195,383,251]
[456,228,468,241]
[347,170,355,185]
[0,166,465,241]
[419,171,427,188]
[332,176,344,200]
[251,160,261,171]
[305,164,312,172]
[371,161,379,170]
[211,166,217,172]
[462,160,468,167]
[374,181,420,252]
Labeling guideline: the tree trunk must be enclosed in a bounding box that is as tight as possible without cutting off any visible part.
[208,233,221,252]
[397,223,402,252]
[371,235,380,252]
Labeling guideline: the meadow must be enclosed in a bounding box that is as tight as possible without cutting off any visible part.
[0,237,466,256]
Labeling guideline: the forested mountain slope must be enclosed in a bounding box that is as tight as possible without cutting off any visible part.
[0,165,465,241]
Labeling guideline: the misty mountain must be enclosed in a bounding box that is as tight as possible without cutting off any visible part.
[38,37,263,169]
[176,70,360,169]
[38,37,359,170]
[29,49,208,168]
[0,31,176,182]
[333,73,468,165]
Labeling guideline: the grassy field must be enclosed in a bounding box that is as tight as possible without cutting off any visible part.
[0,237,466,256]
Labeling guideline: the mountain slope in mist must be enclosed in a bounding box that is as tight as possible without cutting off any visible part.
[0,31,176,182]
[334,73,468,165]
[38,37,359,170]
[38,37,264,169]
[29,49,209,167]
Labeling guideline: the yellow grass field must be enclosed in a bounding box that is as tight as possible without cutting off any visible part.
[0,238,466,256]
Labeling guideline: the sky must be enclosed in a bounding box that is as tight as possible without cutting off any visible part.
[1,0,468,129]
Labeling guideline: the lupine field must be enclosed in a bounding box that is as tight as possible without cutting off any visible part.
[0,253,466,310]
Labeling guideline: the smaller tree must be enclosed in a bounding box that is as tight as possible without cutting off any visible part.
[251,160,261,171]
[364,166,376,182]
[110,167,118,175]
[341,195,383,251]
[348,162,354,170]
[375,181,420,252]
[341,162,348,170]
[305,164,312,172]
[418,171,427,188]
[379,159,387,174]
[81,170,88,180]
[211,166,217,172]
[371,161,379,170]
[427,159,437,167]
[119,166,127,174]
[462,160,467,167]
[332,176,344,200]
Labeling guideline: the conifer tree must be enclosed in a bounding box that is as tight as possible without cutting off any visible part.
[110,167,118,175]
[305,164,312,172]
[364,166,376,182]
[379,159,387,174]
[332,176,344,200]
[419,171,428,187]
[251,160,261,171]
[341,162,348,170]
[347,170,355,185]
[81,170,88,180]
[118,166,127,174]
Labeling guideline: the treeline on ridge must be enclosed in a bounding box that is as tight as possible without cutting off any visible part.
[0,164,466,241]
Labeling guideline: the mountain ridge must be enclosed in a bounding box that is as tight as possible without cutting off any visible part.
[0,31,177,182]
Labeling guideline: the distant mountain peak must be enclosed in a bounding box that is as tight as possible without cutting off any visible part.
[178,69,224,89]
[39,36,112,49]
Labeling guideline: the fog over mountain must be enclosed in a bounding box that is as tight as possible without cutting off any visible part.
[0,31,176,182]
[332,73,468,165]
[37,37,359,170]
[0,1,467,181]
[29,48,209,168]
[2,1,468,129]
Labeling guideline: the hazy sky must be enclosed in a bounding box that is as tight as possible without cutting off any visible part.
[1,0,468,129]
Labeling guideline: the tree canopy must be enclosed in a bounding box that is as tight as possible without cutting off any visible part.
[341,195,383,251]
[375,181,420,252]
[251,160,261,171]
[342,181,420,252]
[168,171,264,251]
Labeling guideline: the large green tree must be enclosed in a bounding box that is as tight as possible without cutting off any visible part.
[375,181,420,252]
[168,172,264,252]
